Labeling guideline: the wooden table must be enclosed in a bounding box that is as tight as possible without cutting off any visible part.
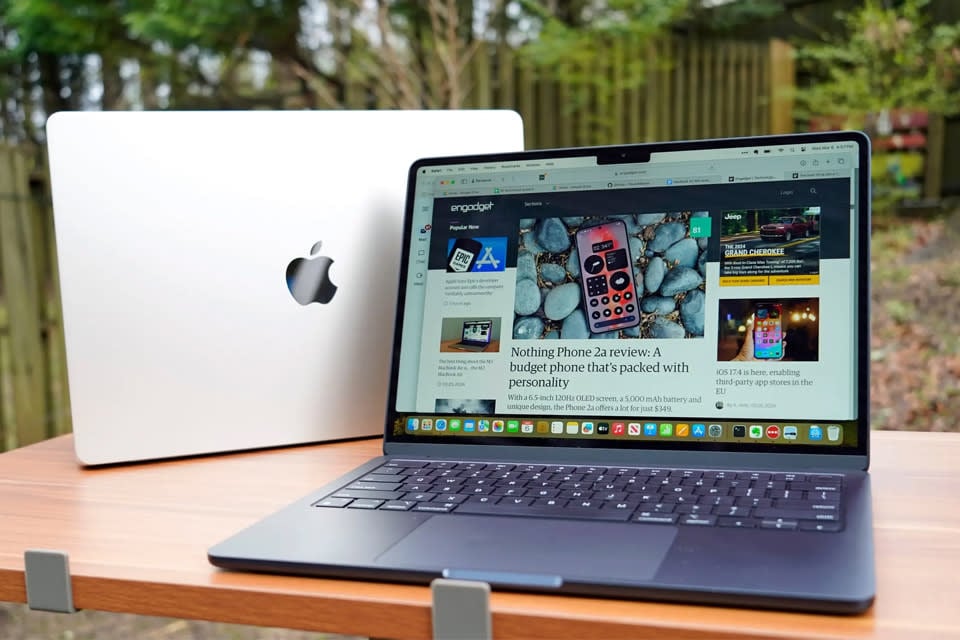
[0,431,958,639]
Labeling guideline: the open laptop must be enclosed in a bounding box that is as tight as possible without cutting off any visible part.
[46,110,524,465]
[452,320,494,351]
[209,131,875,613]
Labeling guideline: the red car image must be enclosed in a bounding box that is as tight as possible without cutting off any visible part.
[760,216,813,241]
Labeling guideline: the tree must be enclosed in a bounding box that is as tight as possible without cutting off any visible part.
[794,0,960,124]
[0,0,522,142]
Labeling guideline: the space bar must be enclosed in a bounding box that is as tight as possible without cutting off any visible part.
[454,502,632,521]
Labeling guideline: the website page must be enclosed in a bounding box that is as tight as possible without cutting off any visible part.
[395,141,862,448]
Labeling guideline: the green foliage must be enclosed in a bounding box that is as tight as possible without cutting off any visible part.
[518,0,687,85]
[795,0,960,123]
[1,0,141,59]
[794,0,960,217]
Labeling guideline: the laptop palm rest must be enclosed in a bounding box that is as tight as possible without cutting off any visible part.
[377,516,676,583]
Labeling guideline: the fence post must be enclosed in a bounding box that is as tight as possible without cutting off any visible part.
[768,38,795,135]
[0,146,48,447]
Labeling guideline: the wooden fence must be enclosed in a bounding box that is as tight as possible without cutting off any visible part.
[0,36,795,452]
[452,37,794,149]
[0,147,71,451]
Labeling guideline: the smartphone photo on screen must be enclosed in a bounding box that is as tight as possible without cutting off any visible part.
[574,220,640,334]
[754,302,783,359]
[447,238,484,273]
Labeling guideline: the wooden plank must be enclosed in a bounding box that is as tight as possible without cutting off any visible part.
[592,46,610,146]
[756,41,770,134]
[516,57,536,149]
[658,38,672,142]
[34,159,71,437]
[557,77,575,148]
[687,36,700,140]
[643,40,658,142]
[701,38,714,138]
[0,327,13,451]
[537,73,555,149]
[610,38,625,144]
[0,146,48,447]
[924,113,944,200]
[768,38,795,135]
[713,41,724,137]
[495,45,515,110]
[576,62,590,146]
[725,41,738,137]
[626,35,642,143]
[469,41,493,109]
[673,36,686,141]
[734,42,746,135]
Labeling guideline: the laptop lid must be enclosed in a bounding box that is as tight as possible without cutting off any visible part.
[47,109,524,465]
[386,132,870,471]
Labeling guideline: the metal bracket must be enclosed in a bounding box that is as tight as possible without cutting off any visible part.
[24,550,77,613]
[431,578,492,640]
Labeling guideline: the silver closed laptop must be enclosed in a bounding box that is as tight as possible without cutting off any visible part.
[47,110,524,465]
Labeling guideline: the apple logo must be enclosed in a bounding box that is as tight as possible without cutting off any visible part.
[285,241,338,305]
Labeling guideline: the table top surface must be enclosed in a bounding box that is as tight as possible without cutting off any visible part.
[0,431,958,639]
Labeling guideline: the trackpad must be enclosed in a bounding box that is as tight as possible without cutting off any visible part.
[376,516,676,583]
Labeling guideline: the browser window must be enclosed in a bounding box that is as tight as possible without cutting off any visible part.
[394,140,863,451]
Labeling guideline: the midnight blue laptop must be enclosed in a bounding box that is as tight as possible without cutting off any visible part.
[210,131,874,614]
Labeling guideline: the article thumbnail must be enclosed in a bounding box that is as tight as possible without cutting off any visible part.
[439,317,502,353]
[717,298,820,362]
[446,237,507,273]
[514,212,707,340]
[719,207,821,287]
[434,398,496,414]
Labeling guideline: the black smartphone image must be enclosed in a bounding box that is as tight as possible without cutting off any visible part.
[754,302,783,359]
[574,220,640,333]
[446,238,484,273]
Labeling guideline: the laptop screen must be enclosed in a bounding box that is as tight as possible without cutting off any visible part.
[461,321,493,343]
[388,133,869,456]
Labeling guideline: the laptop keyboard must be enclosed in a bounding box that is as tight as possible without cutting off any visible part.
[313,460,843,532]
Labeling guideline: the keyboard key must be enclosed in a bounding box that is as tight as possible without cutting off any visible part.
[404,492,438,502]
[332,489,405,500]
[359,474,409,484]
[434,494,468,504]
[314,497,352,508]
[385,460,429,468]
[633,514,679,524]
[799,520,843,532]
[455,501,628,521]
[414,503,457,513]
[346,481,403,492]
[717,517,757,528]
[498,496,535,507]
[754,508,839,522]
[679,515,717,526]
[773,472,806,482]
[760,519,798,530]
[380,500,417,511]
[401,483,434,493]
[347,499,384,509]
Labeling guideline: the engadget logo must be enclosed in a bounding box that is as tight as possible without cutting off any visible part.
[450,201,495,213]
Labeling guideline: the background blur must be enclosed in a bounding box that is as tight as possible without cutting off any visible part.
[1,0,959,451]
